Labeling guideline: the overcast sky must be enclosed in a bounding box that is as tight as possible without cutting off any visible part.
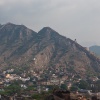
[0,0,100,47]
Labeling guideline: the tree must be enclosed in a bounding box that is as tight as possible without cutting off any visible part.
[60,84,67,90]
[4,82,21,95]
[70,86,78,91]
[78,80,89,89]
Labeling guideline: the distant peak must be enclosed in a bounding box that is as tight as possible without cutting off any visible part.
[5,22,15,26]
[43,27,53,30]
[3,23,28,30]
[5,23,25,27]
[38,27,58,34]
[42,27,55,31]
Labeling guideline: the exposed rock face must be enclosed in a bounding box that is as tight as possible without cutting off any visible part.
[0,23,100,77]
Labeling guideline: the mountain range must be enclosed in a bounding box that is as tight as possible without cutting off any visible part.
[0,23,100,77]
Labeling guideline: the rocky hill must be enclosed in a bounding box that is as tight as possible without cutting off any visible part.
[0,23,100,77]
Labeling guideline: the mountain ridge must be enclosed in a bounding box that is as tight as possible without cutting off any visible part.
[0,23,100,78]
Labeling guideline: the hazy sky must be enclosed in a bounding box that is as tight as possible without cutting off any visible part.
[0,0,100,47]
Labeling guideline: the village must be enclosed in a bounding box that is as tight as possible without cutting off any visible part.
[0,67,100,100]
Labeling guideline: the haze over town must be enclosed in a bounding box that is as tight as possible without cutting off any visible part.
[0,0,100,47]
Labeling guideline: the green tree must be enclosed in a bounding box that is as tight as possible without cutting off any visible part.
[78,80,89,89]
[4,83,21,95]
[26,85,37,91]
[31,93,45,100]
[70,86,78,91]
[60,84,67,90]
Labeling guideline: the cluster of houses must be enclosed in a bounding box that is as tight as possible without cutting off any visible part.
[0,68,100,99]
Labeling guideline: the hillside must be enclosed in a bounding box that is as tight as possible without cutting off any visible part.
[0,23,100,78]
